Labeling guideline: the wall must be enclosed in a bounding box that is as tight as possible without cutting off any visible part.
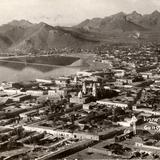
[23,125,99,141]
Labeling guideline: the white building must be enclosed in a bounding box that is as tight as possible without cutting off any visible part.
[140,72,152,79]
[76,71,93,77]
[96,99,128,108]
[113,69,125,77]
[3,88,22,95]
[26,90,44,96]
[55,77,70,87]
[36,79,53,84]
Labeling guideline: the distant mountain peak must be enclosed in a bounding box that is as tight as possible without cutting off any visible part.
[131,11,142,16]
[109,12,126,22]
[117,11,126,15]
[38,22,48,27]
[9,19,33,28]
[37,22,54,30]
[152,10,160,15]
[1,10,160,53]
[126,11,142,24]
[132,11,138,14]
[150,10,160,21]
[39,22,47,25]
[112,12,126,17]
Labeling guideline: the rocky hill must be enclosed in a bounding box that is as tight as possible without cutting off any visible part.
[0,11,160,52]
[0,20,99,52]
[76,12,146,32]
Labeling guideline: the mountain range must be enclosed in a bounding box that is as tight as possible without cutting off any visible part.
[1,11,160,52]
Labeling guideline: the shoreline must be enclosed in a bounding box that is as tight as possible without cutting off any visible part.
[0,54,82,68]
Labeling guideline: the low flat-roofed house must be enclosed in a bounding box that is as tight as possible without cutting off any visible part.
[11,94,31,102]
[116,78,133,85]
[135,142,160,154]
[20,104,33,109]
[0,82,12,89]
[140,72,153,79]
[82,76,102,83]
[123,85,133,88]
[12,81,37,89]
[0,86,3,91]
[114,80,123,87]
[36,78,53,84]
[93,72,113,80]
[55,77,70,87]
[152,74,160,79]
[0,97,12,106]
[4,105,23,113]
[96,99,128,108]
[104,86,111,90]
[76,71,94,77]
[3,88,21,95]
[113,69,125,77]
[26,90,44,96]
[23,125,99,140]
[48,90,57,96]
[48,88,66,97]
[83,103,92,110]
[133,107,160,116]
[70,96,91,104]
[117,120,132,127]
[20,109,38,121]
[4,105,15,112]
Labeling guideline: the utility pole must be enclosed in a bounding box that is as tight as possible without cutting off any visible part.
[131,114,137,135]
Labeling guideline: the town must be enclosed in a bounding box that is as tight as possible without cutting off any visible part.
[0,42,160,159]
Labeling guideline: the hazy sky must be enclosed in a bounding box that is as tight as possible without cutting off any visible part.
[1,0,160,26]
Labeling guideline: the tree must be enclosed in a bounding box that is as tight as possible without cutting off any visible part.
[152,132,160,140]
[114,107,125,116]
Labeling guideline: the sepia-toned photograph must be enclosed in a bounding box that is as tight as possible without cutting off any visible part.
[0,0,160,159]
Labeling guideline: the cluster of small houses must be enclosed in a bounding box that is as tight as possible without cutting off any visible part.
[0,68,160,159]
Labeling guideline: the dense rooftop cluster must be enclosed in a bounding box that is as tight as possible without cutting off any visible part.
[1,42,160,159]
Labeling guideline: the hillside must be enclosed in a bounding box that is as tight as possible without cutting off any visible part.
[75,10,160,44]
[0,20,100,52]
[76,12,146,32]
[0,11,160,52]
[76,12,146,31]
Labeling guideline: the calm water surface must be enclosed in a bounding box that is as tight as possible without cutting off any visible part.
[0,56,83,82]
